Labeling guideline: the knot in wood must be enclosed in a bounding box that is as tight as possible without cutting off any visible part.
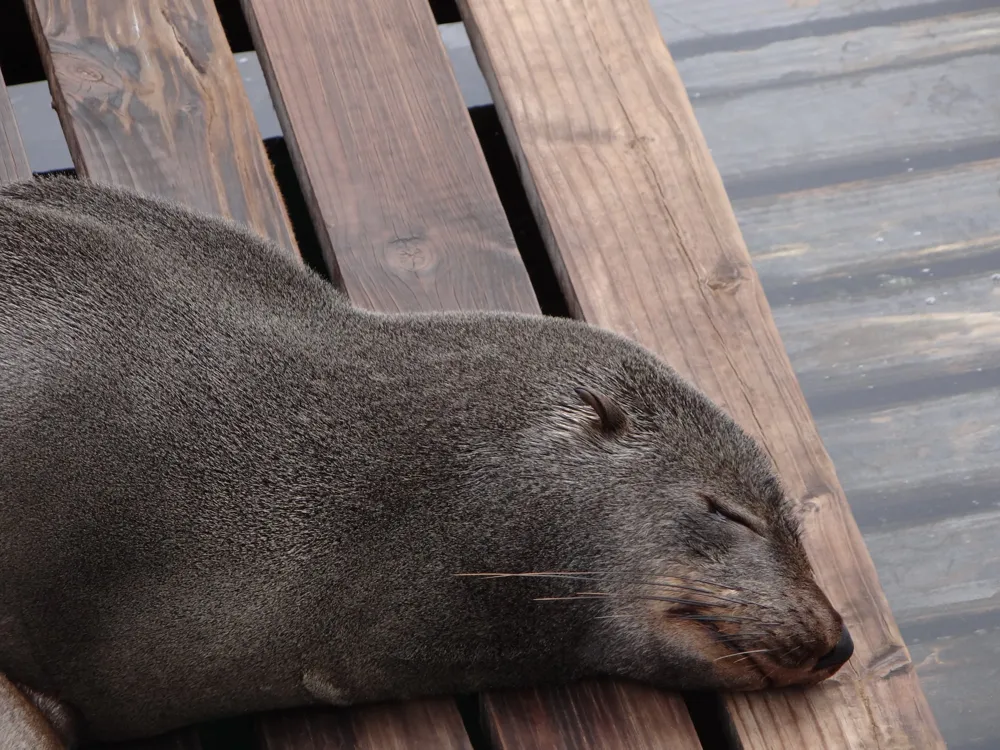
[385,234,433,273]
[705,258,747,292]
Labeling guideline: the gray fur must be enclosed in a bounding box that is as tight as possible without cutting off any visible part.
[0,177,847,745]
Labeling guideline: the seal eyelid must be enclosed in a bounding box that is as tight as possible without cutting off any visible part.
[700,494,764,537]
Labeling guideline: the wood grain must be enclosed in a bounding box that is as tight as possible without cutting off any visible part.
[241,0,536,314]
[0,74,30,183]
[484,681,701,750]
[23,0,297,258]
[257,703,473,750]
[457,0,945,746]
[241,0,701,746]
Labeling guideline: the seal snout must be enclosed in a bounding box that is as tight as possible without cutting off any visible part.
[813,623,854,673]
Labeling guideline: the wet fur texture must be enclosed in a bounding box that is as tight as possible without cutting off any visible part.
[0,177,845,744]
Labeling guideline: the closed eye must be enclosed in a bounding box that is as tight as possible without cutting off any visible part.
[700,494,764,537]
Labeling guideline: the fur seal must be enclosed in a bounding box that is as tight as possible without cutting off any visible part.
[0,177,853,747]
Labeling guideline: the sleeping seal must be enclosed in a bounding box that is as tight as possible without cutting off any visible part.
[0,177,853,747]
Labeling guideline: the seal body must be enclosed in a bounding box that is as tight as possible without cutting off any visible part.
[0,178,851,744]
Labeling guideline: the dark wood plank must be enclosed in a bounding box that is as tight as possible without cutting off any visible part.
[241,0,536,314]
[0,73,30,183]
[24,0,297,258]
[457,0,945,747]
[24,2,303,749]
[241,0,702,747]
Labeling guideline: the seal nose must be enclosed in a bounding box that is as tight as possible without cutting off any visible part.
[813,624,854,672]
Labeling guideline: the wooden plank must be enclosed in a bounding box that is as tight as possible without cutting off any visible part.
[257,703,475,750]
[0,73,30,183]
[241,0,536,314]
[732,159,1000,422]
[866,508,1000,623]
[737,159,1000,289]
[694,51,1000,188]
[820,388,1000,528]
[905,612,1000,750]
[456,0,945,747]
[484,681,701,750]
[649,0,980,49]
[674,9,1000,99]
[240,0,702,747]
[23,0,297,258]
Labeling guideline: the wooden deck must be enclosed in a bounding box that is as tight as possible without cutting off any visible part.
[4,0,994,748]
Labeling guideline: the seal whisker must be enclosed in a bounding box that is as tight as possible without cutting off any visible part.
[713,649,773,663]
[454,571,767,609]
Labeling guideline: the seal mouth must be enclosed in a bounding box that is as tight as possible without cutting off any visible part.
[705,622,854,690]
[699,622,854,690]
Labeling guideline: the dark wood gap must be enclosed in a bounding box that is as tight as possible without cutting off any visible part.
[0,1,44,85]
[197,715,259,750]
[683,691,743,750]
[468,105,570,318]
[429,0,461,25]
[215,0,255,53]
[456,694,494,750]
[262,137,330,280]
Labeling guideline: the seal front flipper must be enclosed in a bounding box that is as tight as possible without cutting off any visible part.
[0,673,78,750]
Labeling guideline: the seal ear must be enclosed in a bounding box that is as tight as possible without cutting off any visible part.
[574,387,628,435]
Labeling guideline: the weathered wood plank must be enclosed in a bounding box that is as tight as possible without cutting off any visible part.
[738,159,1000,288]
[23,0,297,257]
[257,703,474,750]
[866,508,1000,623]
[733,158,1000,420]
[695,52,1000,188]
[241,0,535,314]
[819,389,1000,529]
[675,9,1000,99]
[906,613,1000,750]
[865,506,1000,749]
[240,0,701,747]
[649,0,981,49]
[0,73,30,183]
[457,0,944,747]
